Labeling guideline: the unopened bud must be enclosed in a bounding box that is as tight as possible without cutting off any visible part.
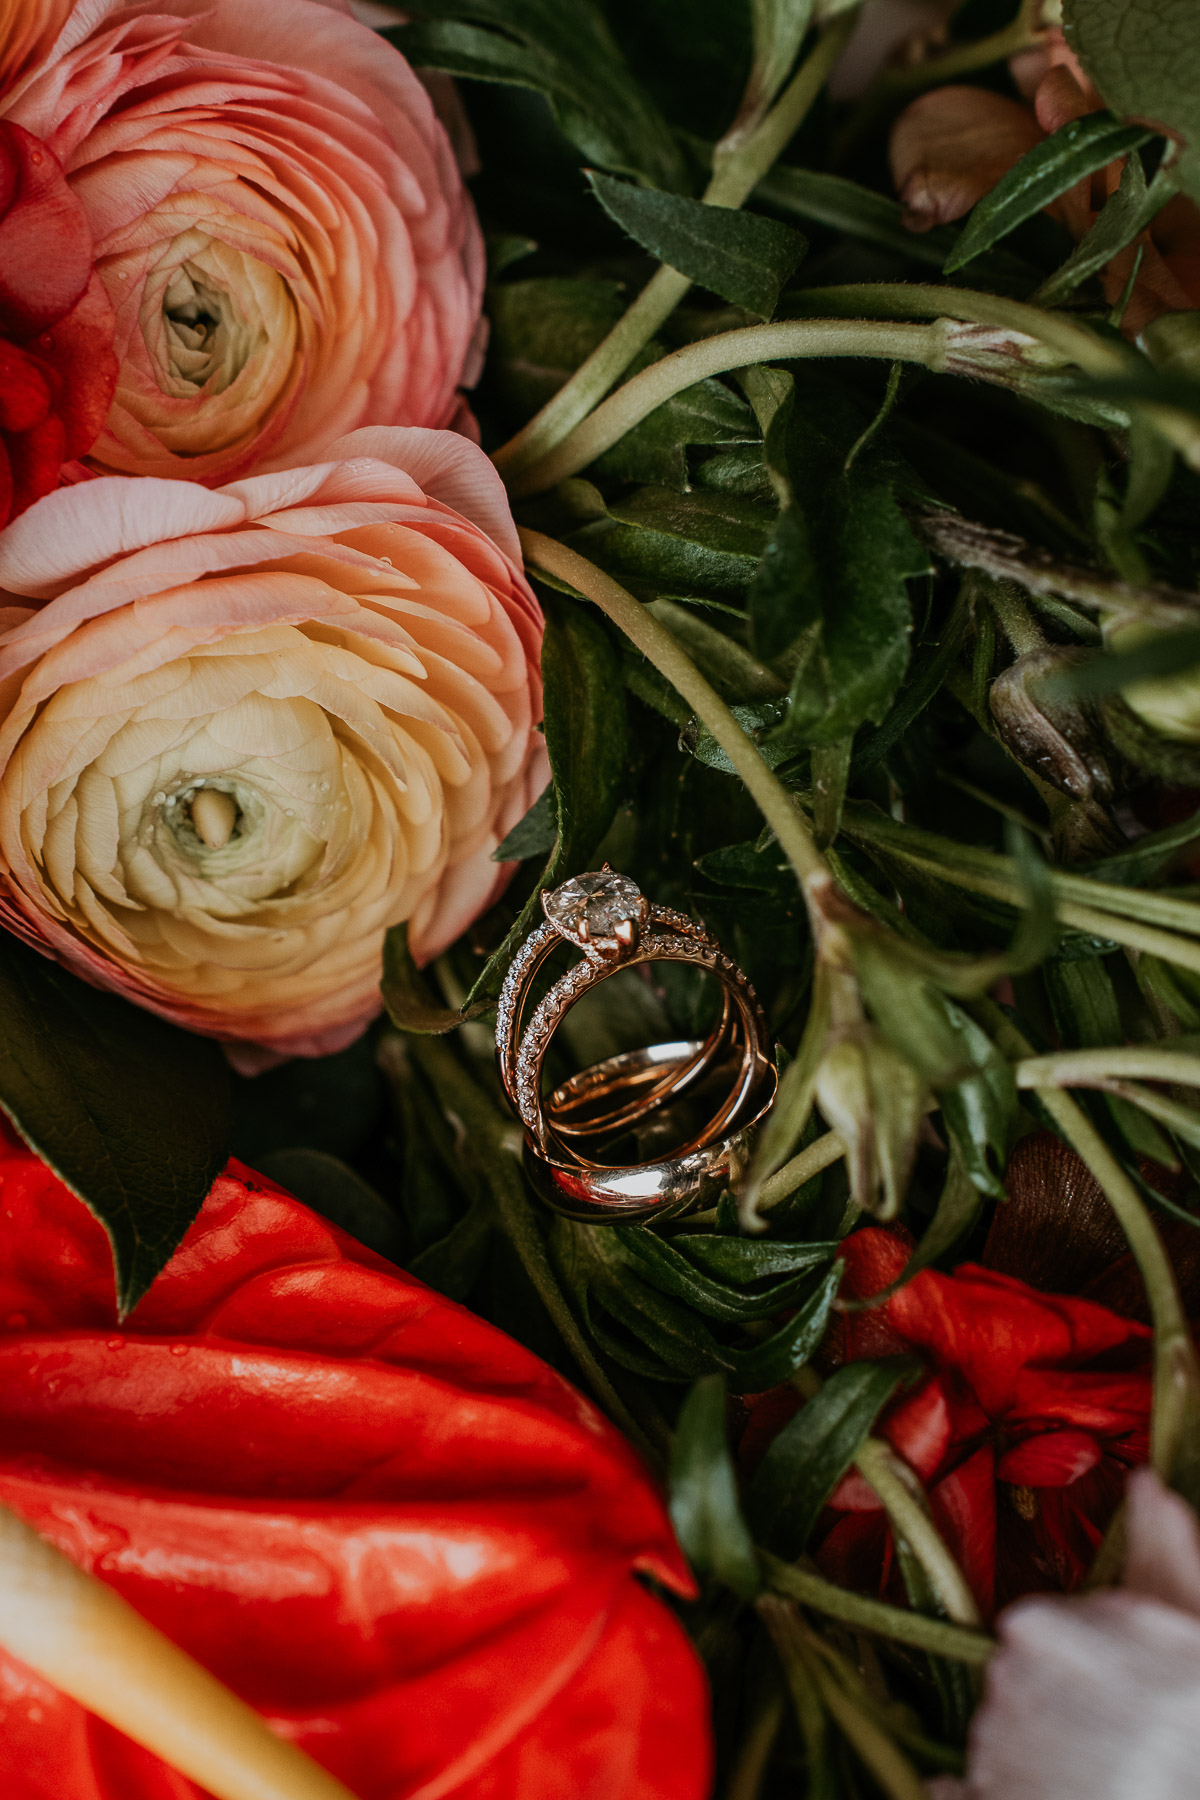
[814,1024,926,1221]
[990,649,1113,801]
[933,320,1070,387]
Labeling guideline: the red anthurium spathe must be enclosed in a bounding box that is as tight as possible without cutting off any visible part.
[0,1122,710,1800]
[815,1230,1150,1618]
[0,121,116,522]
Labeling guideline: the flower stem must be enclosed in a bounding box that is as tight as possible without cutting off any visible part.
[1018,1047,1200,1091]
[760,1551,994,1663]
[853,1437,983,1628]
[797,283,1200,470]
[491,17,857,482]
[976,1000,1200,1491]
[518,531,829,888]
[508,318,946,495]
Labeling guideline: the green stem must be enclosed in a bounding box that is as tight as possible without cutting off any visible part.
[760,1552,994,1663]
[492,18,855,482]
[518,531,829,888]
[509,319,945,495]
[977,1000,1200,1485]
[1018,1047,1200,1090]
[408,1035,663,1463]
[854,1438,983,1629]
[797,284,1200,470]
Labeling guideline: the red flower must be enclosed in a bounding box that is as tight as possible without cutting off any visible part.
[0,1122,709,1800]
[752,1226,1152,1621]
[0,121,116,524]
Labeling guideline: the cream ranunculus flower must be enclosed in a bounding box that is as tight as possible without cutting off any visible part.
[0,429,546,1057]
[0,0,483,482]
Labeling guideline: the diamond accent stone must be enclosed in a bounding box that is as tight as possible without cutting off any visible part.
[544,871,643,942]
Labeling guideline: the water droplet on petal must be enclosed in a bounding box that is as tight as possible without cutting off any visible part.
[379,556,393,567]
[170,1343,189,1356]
[106,1337,124,1351]
[153,791,166,805]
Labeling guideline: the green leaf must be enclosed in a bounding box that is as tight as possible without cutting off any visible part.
[1034,156,1180,306]
[493,783,557,862]
[756,166,1034,288]
[735,0,815,135]
[466,598,629,1005]
[1047,628,1200,702]
[747,1360,917,1558]
[1065,0,1200,205]
[254,1148,405,1262]
[589,171,807,317]
[751,376,927,745]
[387,0,686,189]
[945,113,1153,272]
[382,924,486,1034]
[1084,806,1200,884]
[669,1375,761,1598]
[854,944,1016,1199]
[574,486,772,601]
[0,932,230,1316]
[612,1223,836,1321]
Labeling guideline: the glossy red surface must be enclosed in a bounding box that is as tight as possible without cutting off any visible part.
[0,1123,710,1800]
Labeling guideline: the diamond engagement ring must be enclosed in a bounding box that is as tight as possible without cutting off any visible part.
[496,869,777,1221]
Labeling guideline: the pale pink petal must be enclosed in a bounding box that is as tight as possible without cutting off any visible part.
[0,477,245,598]
[324,426,523,562]
[1124,1468,1200,1618]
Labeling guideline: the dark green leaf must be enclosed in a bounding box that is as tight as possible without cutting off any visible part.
[254,1148,405,1262]
[612,1223,835,1320]
[737,0,814,134]
[669,1232,838,1282]
[493,783,557,861]
[387,0,686,189]
[466,598,629,1004]
[747,1360,917,1557]
[669,1375,761,1598]
[1034,157,1179,306]
[685,701,793,774]
[0,932,230,1315]
[696,837,795,893]
[382,924,487,1034]
[575,486,772,600]
[945,113,1153,272]
[757,165,1035,289]
[408,1194,494,1301]
[1065,0,1200,205]
[589,172,807,317]
[750,373,927,744]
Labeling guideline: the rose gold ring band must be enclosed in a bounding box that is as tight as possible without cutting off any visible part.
[495,870,776,1221]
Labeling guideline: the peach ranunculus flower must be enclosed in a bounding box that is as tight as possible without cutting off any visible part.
[0,0,484,484]
[0,429,547,1059]
[890,32,1200,337]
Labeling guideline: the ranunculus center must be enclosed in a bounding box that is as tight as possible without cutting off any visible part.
[144,772,327,910]
[162,262,258,394]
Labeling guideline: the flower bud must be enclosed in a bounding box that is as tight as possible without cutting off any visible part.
[989,650,1114,800]
[814,1024,927,1221]
[933,320,1072,386]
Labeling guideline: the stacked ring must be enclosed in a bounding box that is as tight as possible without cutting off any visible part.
[496,869,777,1222]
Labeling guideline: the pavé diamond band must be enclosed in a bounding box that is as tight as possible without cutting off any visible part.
[496,869,776,1220]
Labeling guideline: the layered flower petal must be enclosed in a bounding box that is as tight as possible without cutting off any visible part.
[1,0,484,483]
[0,430,546,1055]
